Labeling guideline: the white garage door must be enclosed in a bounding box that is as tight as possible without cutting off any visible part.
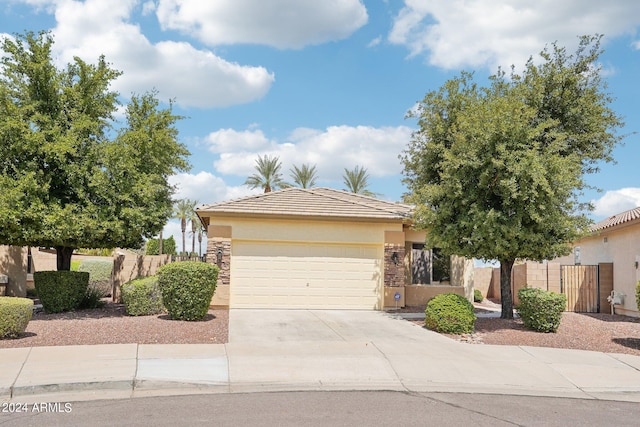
[230,241,383,309]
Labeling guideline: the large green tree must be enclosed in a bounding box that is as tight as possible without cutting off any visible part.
[0,31,190,270]
[401,35,623,318]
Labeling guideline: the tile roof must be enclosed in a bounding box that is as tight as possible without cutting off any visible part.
[196,187,413,222]
[591,206,640,232]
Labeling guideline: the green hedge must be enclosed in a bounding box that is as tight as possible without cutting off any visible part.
[34,271,89,313]
[157,262,218,321]
[0,297,34,338]
[424,293,476,334]
[473,289,483,303]
[121,276,165,316]
[517,287,566,333]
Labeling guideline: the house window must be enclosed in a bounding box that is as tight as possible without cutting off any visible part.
[432,248,451,283]
[410,244,451,285]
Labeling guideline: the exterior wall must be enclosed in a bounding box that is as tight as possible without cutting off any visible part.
[0,246,28,297]
[206,224,231,308]
[553,222,640,317]
[205,216,403,310]
[212,217,401,244]
[384,231,405,288]
[451,256,474,302]
[473,267,493,298]
[405,285,465,306]
[111,253,171,302]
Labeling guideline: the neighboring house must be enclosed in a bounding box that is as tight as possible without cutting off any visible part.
[554,206,640,317]
[196,187,473,310]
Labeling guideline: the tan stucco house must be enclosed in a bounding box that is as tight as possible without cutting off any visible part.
[553,206,640,317]
[196,187,473,310]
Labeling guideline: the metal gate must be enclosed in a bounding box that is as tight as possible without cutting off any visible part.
[561,265,599,313]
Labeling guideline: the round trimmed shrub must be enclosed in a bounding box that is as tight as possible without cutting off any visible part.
[473,289,483,303]
[34,271,89,313]
[425,293,476,334]
[517,287,566,333]
[0,297,34,338]
[157,262,218,321]
[121,276,165,316]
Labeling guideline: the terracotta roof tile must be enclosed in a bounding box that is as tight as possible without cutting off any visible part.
[591,206,640,231]
[197,187,413,221]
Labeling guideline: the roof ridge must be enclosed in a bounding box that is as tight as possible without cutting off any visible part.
[591,205,640,231]
[197,187,303,210]
[308,187,411,216]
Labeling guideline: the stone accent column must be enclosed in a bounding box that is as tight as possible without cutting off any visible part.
[206,225,232,308]
[383,231,406,308]
[384,243,405,287]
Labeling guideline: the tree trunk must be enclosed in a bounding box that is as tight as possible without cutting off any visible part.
[159,230,163,255]
[55,246,74,271]
[181,219,186,255]
[499,258,515,319]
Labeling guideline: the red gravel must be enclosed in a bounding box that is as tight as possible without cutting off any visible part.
[0,301,228,348]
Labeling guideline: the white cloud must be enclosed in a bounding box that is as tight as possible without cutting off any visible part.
[155,0,368,49]
[210,125,414,181]
[592,188,640,217]
[205,128,272,154]
[367,36,382,48]
[168,171,259,205]
[24,0,274,108]
[389,0,640,70]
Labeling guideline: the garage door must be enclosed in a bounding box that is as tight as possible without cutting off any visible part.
[230,241,383,309]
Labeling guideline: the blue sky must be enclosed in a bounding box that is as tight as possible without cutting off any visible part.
[2,0,639,247]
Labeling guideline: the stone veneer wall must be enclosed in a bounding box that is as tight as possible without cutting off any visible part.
[206,238,231,286]
[384,243,405,287]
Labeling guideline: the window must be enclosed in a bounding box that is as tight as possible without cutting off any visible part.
[432,248,451,282]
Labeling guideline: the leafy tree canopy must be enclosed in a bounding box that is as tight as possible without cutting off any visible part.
[0,31,190,270]
[146,236,177,256]
[401,35,623,318]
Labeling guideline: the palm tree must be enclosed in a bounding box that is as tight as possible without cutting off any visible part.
[189,210,200,256]
[173,198,198,255]
[197,225,206,257]
[289,163,319,188]
[342,165,376,197]
[244,154,286,193]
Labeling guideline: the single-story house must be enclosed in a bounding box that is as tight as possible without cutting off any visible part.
[553,206,640,317]
[196,187,473,310]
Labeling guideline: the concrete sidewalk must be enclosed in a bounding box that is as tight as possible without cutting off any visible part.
[2,310,640,404]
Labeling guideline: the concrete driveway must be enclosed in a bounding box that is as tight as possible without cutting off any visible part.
[228,309,445,344]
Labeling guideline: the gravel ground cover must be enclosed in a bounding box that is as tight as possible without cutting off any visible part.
[2,299,639,357]
[0,300,228,348]
[400,300,640,356]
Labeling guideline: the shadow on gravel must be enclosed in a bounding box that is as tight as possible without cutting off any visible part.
[157,313,217,322]
[579,313,640,324]
[612,337,640,351]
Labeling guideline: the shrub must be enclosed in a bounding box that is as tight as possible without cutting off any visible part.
[121,276,165,316]
[79,285,106,309]
[34,271,89,313]
[0,297,34,338]
[157,262,218,321]
[146,236,177,255]
[78,259,113,296]
[473,289,483,303]
[517,287,567,333]
[424,293,476,334]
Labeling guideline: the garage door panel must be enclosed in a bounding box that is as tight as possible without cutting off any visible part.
[231,241,382,309]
